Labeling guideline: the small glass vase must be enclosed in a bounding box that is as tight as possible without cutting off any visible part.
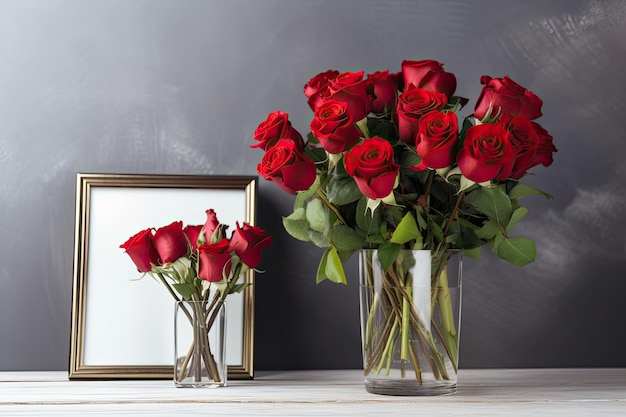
[359,249,462,396]
[174,300,227,388]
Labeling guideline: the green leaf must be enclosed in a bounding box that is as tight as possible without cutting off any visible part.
[308,230,331,248]
[356,197,383,237]
[399,147,422,168]
[506,207,529,232]
[494,237,536,266]
[227,282,250,295]
[326,173,361,205]
[282,208,311,242]
[427,216,444,243]
[390,212,422,245]
[475,220,502,240]
[377,242,401,272]
[294,183,318,210]
[172,283,196,300]
[466,186,512,227]
[306,198,327,233]
[463,246,482,259]
[509,183,553,200]
[415,207,428,230]
[330,224,364,251]
[316,247,347,285]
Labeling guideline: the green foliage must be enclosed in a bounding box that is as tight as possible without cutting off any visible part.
[317,247,347,285]
[282,208,312,243]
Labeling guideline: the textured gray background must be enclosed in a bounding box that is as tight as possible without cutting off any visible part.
[1,0,625,371]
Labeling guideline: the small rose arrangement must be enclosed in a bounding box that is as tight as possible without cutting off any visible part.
[120,209,272,384]
[251,59,556,282]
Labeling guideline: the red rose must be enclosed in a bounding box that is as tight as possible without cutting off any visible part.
[396,86,448,144]
[315,71,371,121]
[310,100,361,154]
[251,110,305,151]
[457,123,514,183]
[529,122,557,168]
[510,121,557,178]
[198,239,232,282]
[153,221,188,264]
[304,69,339,102]
[229,222,273,268]
[344,136,400,199]
[498,114,538,179]
[366,70,398,114]
[474,75,543,121]
[183,225,203,252]
[415,110,459,170]
[257,138,317,195]
[120,228,159,273]
[401,59,457,98]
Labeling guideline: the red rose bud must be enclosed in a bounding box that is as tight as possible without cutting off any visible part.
[120,228,160,273]
[310,100,361,154]
[344,136,400,200]
[366,70,398,114]
[203,209,228,244]
[397,86,448,144]
[401,59,457,98]
[153,221,188,264]
[183,225,203,252]
[251,110,305,151]
[474,75,543,122]
[457,123,515,183]
[257,139,317,195]
[416,110,459,169]
[229,222,273,268]
[198,239,232,282]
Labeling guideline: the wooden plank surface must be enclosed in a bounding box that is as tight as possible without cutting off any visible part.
[1,369,625,416]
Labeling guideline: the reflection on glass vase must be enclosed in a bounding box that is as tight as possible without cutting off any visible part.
[174,300,227,388]
[359,249,462,396]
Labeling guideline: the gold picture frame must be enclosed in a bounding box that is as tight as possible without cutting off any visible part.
[69,173,257,380]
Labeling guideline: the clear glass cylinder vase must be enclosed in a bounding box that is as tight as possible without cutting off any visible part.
[359,249,462,396]
[174,300,227,388]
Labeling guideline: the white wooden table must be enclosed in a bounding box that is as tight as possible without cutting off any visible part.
[1,369,625,416]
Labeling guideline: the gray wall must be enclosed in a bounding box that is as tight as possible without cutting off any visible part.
[1,0,625,371]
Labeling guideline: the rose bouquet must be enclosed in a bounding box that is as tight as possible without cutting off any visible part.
[120,209,272,386]
[251,59,556,391]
